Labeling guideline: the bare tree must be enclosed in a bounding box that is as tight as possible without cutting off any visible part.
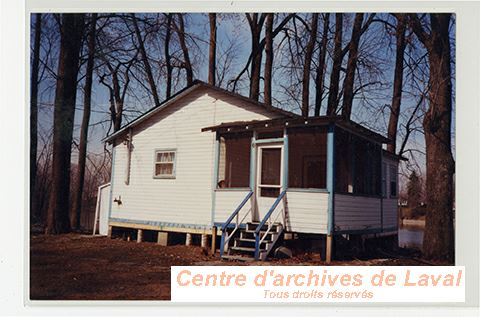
[387,14,407,153]
[326,13,343,115]
[165,13,173,98]
[30,13,42,221]
[246,13,266,101]
[131,13,161,107]
[314,13,330,116]
[409,13,455,261]
[46,13,85,234]
[173,13,194,86]
[208,13,217,86]
[71,13,97,230]
[341,13,365,119]
[301,13,318,117]
[263,13,274,106]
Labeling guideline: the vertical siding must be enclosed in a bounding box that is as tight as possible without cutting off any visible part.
[214,190,252,224]
[285,191,328,234]
[334,194,382,231]
[110,87,279,228]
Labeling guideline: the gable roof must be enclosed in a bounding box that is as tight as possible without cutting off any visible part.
[103,80,298,143]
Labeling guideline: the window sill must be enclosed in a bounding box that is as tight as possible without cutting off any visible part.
[153,175,176,179]
[215,187,251,192]
[287,188,329,193]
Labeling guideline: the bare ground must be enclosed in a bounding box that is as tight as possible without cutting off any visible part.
[30,233,445,300]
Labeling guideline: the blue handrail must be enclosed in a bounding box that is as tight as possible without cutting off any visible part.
[254,190,287,260]
[220,191,253,256]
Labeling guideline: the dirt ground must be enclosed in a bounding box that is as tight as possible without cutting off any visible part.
[30,233,443,300]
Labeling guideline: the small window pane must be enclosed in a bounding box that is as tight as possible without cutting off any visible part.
[261,148,281,185]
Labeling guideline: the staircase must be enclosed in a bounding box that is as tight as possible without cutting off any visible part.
[222,221,284,261]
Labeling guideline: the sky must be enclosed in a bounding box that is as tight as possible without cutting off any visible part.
[32,13,456,189]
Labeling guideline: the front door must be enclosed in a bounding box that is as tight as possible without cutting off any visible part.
[255,144,283,221]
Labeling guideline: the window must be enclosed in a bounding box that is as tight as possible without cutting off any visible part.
[389,165,397,198]
[154,150,176,178]
[217,132,252,188]
[288,127,327,189]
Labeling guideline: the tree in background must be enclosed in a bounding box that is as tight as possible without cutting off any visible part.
[208,13,217,86]
[406,170,422,209]
[30,13,42,222]
[409,13,455,261]
[45,14,85,234]
[71,13,98,230]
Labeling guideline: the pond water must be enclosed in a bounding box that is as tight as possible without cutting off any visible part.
[398,226,424,250]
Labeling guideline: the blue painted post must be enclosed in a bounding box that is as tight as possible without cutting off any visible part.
[326,124,335,263]
[254,233,260,260]
[220,229,226,257]
[379,145,384,232]
[249,131,257,190]
[211,133,220,227]
[326,124,335,235]
[249,131,257,222]
[282,128,289,191]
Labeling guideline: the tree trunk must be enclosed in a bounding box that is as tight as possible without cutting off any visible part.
[165,14,173,98]
[326,13,343,116]
[263,13,274,106]
[131,13,161,107]
[246,13,266,101]
[409,13,455,261]
[30,13,42,222]
[387,14,407,153]
[341,13,364,119]
[208,13,217,86]
[175,13,194,86]
[45,13,85,234]
[71,13,97,230]
[301,13,319,117]
[314,13,329,116]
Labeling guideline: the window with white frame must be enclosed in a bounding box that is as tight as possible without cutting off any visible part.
[154,150,176,178]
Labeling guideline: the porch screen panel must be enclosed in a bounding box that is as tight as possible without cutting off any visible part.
[335,127,381,196]
[218,132,251,188]
[288,127,327,189]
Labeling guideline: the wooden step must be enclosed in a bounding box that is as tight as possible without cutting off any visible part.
[221,255,255,262]
[230,246,256,253]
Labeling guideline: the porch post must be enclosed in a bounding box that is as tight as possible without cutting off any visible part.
[249,131,257,190]
[282,128,289,191]
[326,123,336,263]
[211,132,220,227]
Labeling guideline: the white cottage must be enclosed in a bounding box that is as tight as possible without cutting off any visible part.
[97,81,402,262]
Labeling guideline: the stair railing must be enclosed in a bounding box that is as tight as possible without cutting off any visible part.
[220,191,253,257]
[254,190,287,260]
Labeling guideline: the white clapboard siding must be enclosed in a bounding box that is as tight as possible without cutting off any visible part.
[284,191,329,234]
[214,190,252,224]
[334,194,381,231]
[383,199,398,229]
[110,87,280,228]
